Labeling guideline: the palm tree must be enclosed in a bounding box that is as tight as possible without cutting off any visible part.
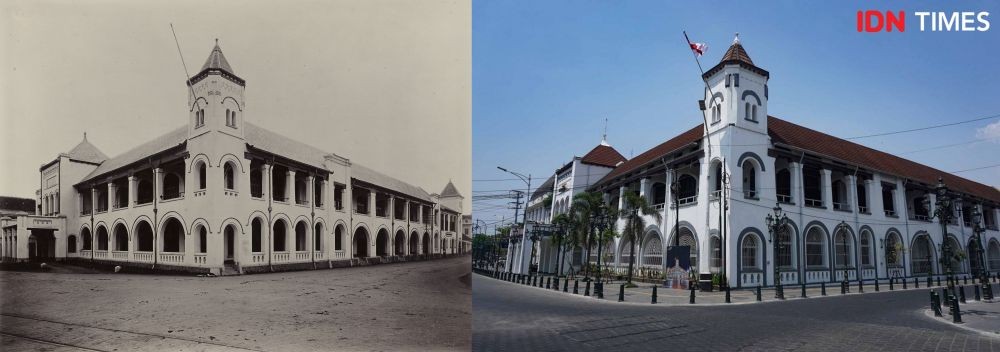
[572,191,605,279]
[551,213,573,277]
[620,192,662,284]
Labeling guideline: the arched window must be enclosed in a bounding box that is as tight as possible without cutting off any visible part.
[224,162,235,190]
[752,104,758,121]
[314,223,323,251]
[82,228,92,250]
[198,226,207,254]
[135,221,153,252]
[946,236,964,273]
[68,235,77,253]
[885,232,903,267]
[197,162,207,190]
[711,162,723,195]
[860,231,872,266]
[295,222,307,251]
[113,223,128,251]
[806,227,825,267]
[251,218,262,253]
[911,235,933,275]
[710,236,721,269]
[834,229,853,269]
[335,225,344,251]
[230,110,237,128]
[677,229,698,272]
[642,234,662,267]
[273,220,287,252]
[226,109,231,126]
[677,174,698,201]
[745,102,750,120]
[711,104,721,123]
[741,235,759,270]
[742,160,757,198]
[989,240,1000,270]
[96,226,109,251]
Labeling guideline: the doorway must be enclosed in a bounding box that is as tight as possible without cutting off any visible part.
[224,225,236,264]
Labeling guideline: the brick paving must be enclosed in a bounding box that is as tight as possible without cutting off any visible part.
[474,273,1000,351]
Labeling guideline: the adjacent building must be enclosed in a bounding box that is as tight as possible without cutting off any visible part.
[0,41,467,274]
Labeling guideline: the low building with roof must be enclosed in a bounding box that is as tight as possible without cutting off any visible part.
[507,35,1000,289]
[0,41,466,274]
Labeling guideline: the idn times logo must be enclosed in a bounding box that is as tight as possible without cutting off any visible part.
[857,11,990,32]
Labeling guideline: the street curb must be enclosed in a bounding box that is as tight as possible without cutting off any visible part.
[921,303,1000,339]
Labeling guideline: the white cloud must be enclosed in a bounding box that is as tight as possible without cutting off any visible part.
[976,120,1000,141]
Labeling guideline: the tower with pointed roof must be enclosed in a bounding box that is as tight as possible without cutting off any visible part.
[702,33,769,136]
[187,40,246,140]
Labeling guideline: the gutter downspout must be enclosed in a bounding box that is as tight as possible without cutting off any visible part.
[901,179,912,278]
[310,172,316,270]
[797,152,806,285]
[852,166,862,282]
[268,157,274,272]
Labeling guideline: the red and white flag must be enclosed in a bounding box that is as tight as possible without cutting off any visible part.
[684,31,707,57]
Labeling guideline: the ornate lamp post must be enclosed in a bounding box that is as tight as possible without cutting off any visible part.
[836,221,850,293]
[972,208,987,282]
[594,203,612,297]
[929,177,956,294]
[765,203,789,299]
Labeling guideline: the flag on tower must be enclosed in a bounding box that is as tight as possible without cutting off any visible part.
[684,31,706,57]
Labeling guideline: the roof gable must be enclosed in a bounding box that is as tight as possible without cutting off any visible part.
[580,144,626,168]
[440,180,462,198]
[66,135,109,164]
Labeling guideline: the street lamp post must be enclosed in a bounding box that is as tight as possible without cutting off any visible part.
[929,177,956,296]
[498,166,531,273]
[765,203,789,299]
[972,208,987,281]
[593,205,611,297]
[836,221,850,293]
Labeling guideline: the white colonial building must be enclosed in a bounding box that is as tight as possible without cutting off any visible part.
[0,41,467,274]
[509,36,1000,288]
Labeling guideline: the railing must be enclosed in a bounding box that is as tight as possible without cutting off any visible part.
[674,195,697,207]
[273,252,289,262]
[744,190,757,199]
[832,202,850,211]
[912,214,930,221]
[94,251,108,259]
[194,254,207,264]
[159,253,184,263]
[335,200,343,211]
[252,253,266,263]
[804,198,823,207]
[887,266,905,279]
[111,251,128,260]
[777,194,792,204]
[295,252,310,260]
[778,269,798,284]
[354,205,369,215]
[858,205,869,214]
[884,209,897,217]
[376,207,387,217]
[833,269,857,281]
[740,271,763,287]
[653,203,665,211]
[133,252,153,262]
[861,267,876,279]
[81,250,92,257]
[296,198,308,206]
[314,251,324,260]
[804,269,830,283]
[334,251,347,259]
[160,192,184,201]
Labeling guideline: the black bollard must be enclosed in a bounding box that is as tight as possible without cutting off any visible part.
[959,286,967,303]
[841,281,847,295]
[584,281,591,296]
[821,282,827,296]
[952,296,963,323]
[964,276,968,285]
[546,277,551,289]
[934,276,939,287]
[931,290,942,317]
[573,280,579,294]
[916,277,920,288]
[652,285,658,304]
[689,284,696,304]
[941,288,950,307]
[596,282,604,299]
[618,284,625,302]
[801,283,807,298]
[875,279,880,292]
[756,285,762,301]
[553,277,559,291]
[564,278,569,292]
[859,280,864,293]
[974,285,981,301]
[726,285,731,303]
[890,278,894,291]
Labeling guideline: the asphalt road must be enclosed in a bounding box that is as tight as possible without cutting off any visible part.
[1,256,471,352]
[473,273,1000,351]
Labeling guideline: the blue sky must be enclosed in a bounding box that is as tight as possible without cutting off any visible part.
[473,0,1000,229]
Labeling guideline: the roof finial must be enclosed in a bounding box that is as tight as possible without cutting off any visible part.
[83,132,87,141]
[215,38,219,45]
[733,32,740,44]
[600,118,610,146]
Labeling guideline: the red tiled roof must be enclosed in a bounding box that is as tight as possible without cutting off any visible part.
[596,116,1000,203]
[580,144,627,168]
[768,116,1000,203]
[721,42,753,65]
[599,125,704,183]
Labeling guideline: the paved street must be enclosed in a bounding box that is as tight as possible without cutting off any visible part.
[473,273,1000,351]
[1,256,471,352]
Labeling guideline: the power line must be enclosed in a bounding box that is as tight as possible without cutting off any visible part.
[950,163,1000,174]
[845,114,1000,140]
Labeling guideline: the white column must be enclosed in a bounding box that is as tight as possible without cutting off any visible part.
[306,174,314,207]
[894,179,907,220]
[846,175,858,213]
[790,162,803,206]
[262,164,272,200]
[154,168,164,203]
[128,176,137,208]
[821,169,833,208]
[286,170,295,203]
[91,187,98,214]
[927,192,937,220]
[618,185,626,209]
[863,179,874,213]
[108,182,116,210]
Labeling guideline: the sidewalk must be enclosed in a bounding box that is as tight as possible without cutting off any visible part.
[924,294,1000,337]
[480,270,1000,306]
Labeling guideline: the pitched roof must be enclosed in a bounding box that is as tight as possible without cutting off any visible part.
[530,174,556,201]
[351,163,433,202]
[440,180,462,198]
[598,124,704,183]
[79,126,188,183]
[768,116,1000,203]
[201,41,235,74]
[580,144,627,168]
[244,122,329,169]
[597,116,1000,203]
[66,134,109,164]
[720,42,753,65]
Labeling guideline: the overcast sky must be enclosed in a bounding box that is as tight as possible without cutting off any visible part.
[1,0,471,211]
[473,0,1000,226]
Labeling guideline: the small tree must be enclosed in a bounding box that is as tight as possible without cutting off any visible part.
[620,192,661,284]
[572,191,605,279]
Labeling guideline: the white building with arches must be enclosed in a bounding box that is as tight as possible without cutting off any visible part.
[0,41,467,275]
[513,36,1000,289]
